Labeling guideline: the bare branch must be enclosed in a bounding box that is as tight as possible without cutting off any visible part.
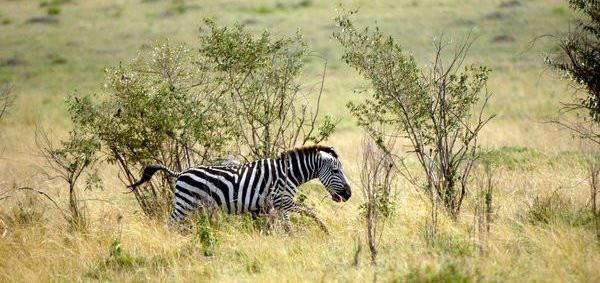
[16,187,69,220]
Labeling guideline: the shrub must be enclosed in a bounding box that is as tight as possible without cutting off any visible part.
[195,213,219,256]
[549,0,600,123]
[357,137,397,265]
[68,20,335,219]
[547,1,600,144]
[198,19,334,160]
[36,127,101,230]
[68,42,233,218]
[334,12,493,219]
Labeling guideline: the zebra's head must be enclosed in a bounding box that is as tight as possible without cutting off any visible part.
[316,148,351,202]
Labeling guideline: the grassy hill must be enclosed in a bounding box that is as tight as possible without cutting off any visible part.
[1,0,599,282]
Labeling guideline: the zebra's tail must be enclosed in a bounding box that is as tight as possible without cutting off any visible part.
[128,164,181,189]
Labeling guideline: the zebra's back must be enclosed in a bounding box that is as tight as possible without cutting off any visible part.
[171,160,277,221]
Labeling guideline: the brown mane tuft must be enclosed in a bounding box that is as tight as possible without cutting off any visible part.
[279,145,338,159]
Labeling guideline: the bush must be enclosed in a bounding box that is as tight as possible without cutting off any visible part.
[68,42,234,218]
[548,1,600,144]
[198,19,334,160]
[334,12,493,218]
[36,127,101,230]
[195,213,219,256]
[357,138,397,265]
[549,0,600,123]
[68,20,335,219]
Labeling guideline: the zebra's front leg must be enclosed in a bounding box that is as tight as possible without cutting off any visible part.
[280,210,294,234]
[272,193,297,234]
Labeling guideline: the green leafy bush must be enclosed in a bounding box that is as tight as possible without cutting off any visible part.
[36,127,102,230]
[549,0,600,123]
[68,42,234,218]
[195,213,219,256]
[67,20,335,219]
[199,19,334,160]
[334,12,493,218]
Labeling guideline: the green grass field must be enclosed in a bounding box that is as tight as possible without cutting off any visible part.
[2,0,599,282]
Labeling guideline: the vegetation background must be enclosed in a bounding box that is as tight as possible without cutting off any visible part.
[0,0,598,282]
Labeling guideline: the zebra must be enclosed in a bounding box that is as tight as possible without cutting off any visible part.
[128,145,352,225]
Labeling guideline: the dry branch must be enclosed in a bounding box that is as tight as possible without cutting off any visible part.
[359,137,397,265]
[16,187,67,216]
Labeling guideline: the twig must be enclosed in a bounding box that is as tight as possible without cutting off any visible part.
[16,187,69,220]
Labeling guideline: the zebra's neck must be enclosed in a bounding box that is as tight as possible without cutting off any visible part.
[276,150,319,188]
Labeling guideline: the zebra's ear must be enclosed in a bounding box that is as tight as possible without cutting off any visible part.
[318,150,336,161]
[320,146,338,159]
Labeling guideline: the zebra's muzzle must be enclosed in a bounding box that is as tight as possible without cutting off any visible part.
[332,194,342,202]
[332,185,351,202]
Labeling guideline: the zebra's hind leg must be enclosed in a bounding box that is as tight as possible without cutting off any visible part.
[168,196,207,227]
[168,201,189,226]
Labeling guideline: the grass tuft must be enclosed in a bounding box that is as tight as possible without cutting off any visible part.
[525,191,594,227]
[85,238,148,280]
[404,261,472,283]
[481,146,544,169]
[47,6,61,16]
[3,192,47,227]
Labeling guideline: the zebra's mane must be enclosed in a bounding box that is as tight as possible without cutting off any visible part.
[279,145,338,159]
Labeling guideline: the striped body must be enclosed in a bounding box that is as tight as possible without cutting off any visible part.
[128,145,352,225]
[173,159,284,218]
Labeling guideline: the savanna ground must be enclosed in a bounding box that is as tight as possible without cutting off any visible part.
[1,0,599,282]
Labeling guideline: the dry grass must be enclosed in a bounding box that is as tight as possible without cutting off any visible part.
[1,147,597,282]
[1,0,599,282]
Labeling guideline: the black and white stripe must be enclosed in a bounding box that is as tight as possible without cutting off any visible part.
[129,145,352,224]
